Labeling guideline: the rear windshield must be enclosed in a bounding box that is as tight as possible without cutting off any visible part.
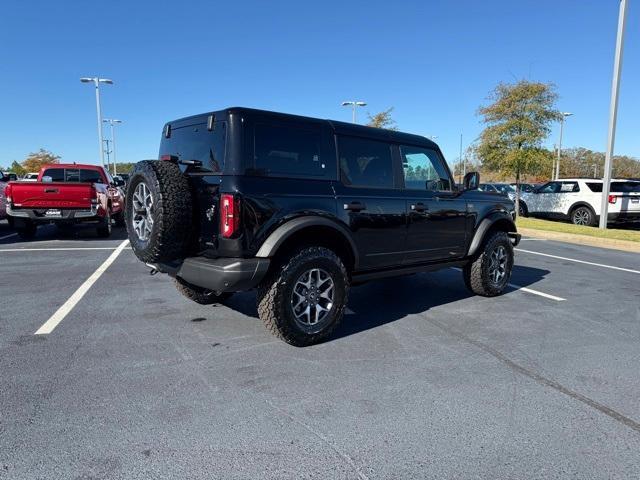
[586,181,640,193]
[42,168,104,183]
[159,121,226,173]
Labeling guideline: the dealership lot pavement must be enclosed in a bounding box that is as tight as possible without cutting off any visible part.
[1,220,639,479]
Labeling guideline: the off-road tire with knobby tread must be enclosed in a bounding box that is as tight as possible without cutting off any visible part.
[174,276,232,305]
[463,230,513,297]
[125,160,193,263]
[256,247,349,347]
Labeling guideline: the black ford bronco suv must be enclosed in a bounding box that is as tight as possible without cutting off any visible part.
[125,107,520,346]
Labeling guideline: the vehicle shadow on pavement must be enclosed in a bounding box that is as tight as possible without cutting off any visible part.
[223,265,551,342]
[332,264,551,341]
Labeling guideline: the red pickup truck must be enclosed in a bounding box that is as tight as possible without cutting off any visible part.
[4,164,125,239]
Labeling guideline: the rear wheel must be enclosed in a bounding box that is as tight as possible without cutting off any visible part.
[174,276,232,305]
[16,221,37,240]
[257,247,349,347]
[96,211,112,238]
[571,206,596,226]
[463,231,513,297]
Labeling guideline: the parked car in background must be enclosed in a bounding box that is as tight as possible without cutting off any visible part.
[22,172,39,182]
[124,107,520,346]
[519,178,640,225]
[0,172,9,221]
[2,172,18,181]
[478,183,517,201]
[510,182,538,193]
[5,164,126,239]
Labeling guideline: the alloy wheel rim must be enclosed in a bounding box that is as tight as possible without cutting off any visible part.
[574,209,589,225]
[488,245,508,285]
[291,268,335,330]
[132,182,154,241]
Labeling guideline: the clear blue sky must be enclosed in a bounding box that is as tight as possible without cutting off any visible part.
[1,0,638,169]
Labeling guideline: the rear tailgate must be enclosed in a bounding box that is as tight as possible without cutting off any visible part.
[9,182,95,209]
[611,181,640,214]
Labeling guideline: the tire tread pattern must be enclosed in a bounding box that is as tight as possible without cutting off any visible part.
[463,231,513,297]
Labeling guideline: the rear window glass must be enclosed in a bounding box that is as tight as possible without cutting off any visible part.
[586,182,640,193]
[338,136,394,188]
[42,168,103,183]
[254,124,325,177]
[160,121,226,173]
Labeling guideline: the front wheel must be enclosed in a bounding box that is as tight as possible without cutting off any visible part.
[257,247,349,347]
[463,231,514,297]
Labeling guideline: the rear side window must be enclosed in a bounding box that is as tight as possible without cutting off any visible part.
[338,136,394,188]
[254,124,325,178]
[560,181,579,192]
[160,121,226,173]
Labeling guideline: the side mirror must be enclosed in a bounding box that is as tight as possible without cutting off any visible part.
[41,176,53,183]
[463,172,480,191]
[112,178,125,187]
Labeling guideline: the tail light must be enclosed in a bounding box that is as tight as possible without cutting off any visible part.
[220,193,240,238]
[90,185,98,205]
[4,183,11,203]
[608,194,617,204]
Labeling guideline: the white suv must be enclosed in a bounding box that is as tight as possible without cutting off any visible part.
[519,178,640,226]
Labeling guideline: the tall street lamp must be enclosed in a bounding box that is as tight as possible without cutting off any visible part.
[103,118,122,175]
[599,0,628,229]
[341,101,366,123]
[80,77,114,168]
[555,112,573,180]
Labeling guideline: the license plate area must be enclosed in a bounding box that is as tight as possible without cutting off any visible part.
[44,209,62,218]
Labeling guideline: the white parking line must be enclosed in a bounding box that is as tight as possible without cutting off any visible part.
[516,248,640,275]
[0,233,17,241]
[0,247,126,252]
[34,240,130,335]
[508,283,565,301]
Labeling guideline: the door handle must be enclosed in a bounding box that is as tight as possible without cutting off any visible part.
[411,202,428,212]
[44,188,59,193]
[344,201,366,212]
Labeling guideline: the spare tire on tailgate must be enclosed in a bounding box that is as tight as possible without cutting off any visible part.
[125,160,193,263]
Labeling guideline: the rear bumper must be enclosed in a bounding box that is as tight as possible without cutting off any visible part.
[7,204,102,222]
[607,211,640,222]
[152,256,270,293]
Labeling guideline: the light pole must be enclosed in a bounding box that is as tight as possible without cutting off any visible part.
[103,118,122,175]
[600,0,628,229]
[341,101,366,123]
[80,77,114,169]
[555,112,573,180]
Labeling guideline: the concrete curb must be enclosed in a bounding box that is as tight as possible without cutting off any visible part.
[518,227,640,253]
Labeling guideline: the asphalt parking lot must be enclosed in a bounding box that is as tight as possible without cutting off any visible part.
[1,220,639,479]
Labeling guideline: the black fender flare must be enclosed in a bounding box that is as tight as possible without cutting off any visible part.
[467,211,518,257]
[255,216,360,268]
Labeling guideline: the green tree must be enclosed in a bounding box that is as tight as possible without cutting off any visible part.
[22,149,61,172]
[366,107,397,130]
[9,160,27,176]
[477,80,561,214]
